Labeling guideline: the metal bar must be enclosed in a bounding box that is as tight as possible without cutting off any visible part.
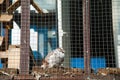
[0,22,3,36]
[83,0,91,75]
[20,0,30,74]
[4,0,9,50]
[5,28,8,50]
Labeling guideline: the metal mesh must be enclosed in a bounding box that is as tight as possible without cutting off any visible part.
[0,0,120,79]
[90,0,116,68]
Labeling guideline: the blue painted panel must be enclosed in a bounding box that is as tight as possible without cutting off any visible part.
[71,58,84,69]
[0,60,3,68]
[30,25,48,59]
[91,57,106,70]
[0,27,5,36]
[38,27,48,59]
[71,57,106,70]
[32,51,41,59]
[51,28,58,50]
[29,25,58,60]
[51,38,57,50]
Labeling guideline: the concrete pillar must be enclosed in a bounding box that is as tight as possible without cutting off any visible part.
[112,0,120,68]
[57,0,71,67]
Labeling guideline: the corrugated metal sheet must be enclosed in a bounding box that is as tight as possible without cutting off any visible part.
[0,14,13,22]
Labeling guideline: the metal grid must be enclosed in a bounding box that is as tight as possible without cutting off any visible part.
[0,0,120,79]
[90,0,116,68]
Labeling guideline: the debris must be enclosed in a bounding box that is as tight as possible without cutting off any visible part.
[0,67,120,79]
[97,68,120,76]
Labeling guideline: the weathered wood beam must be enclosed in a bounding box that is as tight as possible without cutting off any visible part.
[0,51,8,58]
[0,36,4,46]
[0,14,13,22]
[20,0,30,74]
[83,0,91,75]
[7,0,20,14]
[31,0,43,14]
[5,0,10,50]
[7,0,43,14]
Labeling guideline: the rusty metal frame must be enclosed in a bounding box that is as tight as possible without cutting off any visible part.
[20,0,30,74]
[83,0,91,75]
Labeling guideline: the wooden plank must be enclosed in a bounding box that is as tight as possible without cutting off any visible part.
[0,36,6,51]
[0,14,13,22]
[0,51,8,58]
[0,36,4,46]
[8,45,20,69]
[7,0,44,14]
[31,0,43,14]
[0,0,4,4]
[7,45,36,70]
[7,0,20,14]
[20,0,30,74]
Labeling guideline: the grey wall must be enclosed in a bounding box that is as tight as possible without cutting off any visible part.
[57,0,71,67]
[112,0,120,67]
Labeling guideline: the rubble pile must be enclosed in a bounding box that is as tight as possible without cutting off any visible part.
[97,68,120,76]
[32,66,84,78]
[0,67,119,80]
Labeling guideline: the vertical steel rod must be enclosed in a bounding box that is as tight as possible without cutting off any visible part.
[83,0,91,75]
[20,0,30,74]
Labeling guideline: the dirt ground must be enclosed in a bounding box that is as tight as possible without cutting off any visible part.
[0,67,120,80]
[32,66,120,80]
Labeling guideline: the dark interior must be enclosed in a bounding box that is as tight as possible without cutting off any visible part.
[70,0,116,67]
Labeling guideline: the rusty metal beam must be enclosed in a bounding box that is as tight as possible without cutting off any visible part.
[83,0,91,75]
[20,0,30,74]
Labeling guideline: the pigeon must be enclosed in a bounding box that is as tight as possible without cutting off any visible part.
[41,48,65,69]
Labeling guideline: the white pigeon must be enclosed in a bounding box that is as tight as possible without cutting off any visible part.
[41,48,65,69]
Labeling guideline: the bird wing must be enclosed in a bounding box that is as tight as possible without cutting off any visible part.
[45,51,54,60]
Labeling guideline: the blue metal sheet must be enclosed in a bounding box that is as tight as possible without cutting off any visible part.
[38,27,48,59]
[0,60,3,68]
[71,57,106,71]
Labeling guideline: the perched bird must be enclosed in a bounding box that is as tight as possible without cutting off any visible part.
[41,48,65,69]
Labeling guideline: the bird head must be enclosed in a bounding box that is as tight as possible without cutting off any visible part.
[57,48,65,53]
